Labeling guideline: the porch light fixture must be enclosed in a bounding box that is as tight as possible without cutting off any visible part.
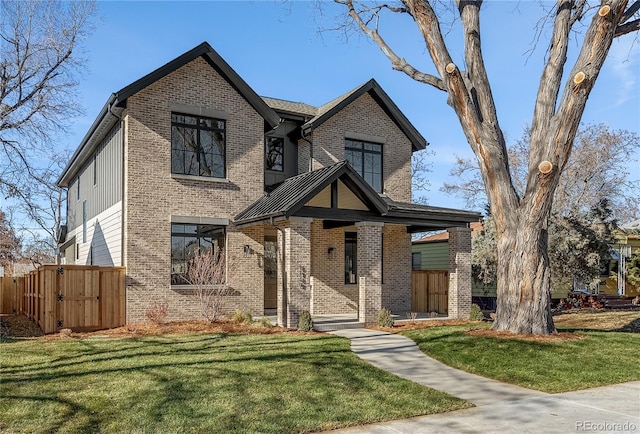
[328,247,335,255]
[243,244,252,258]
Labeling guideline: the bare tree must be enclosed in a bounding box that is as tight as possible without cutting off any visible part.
[10,149,69,264]
[0,0,96,194]
[187,248,235,323]
[336,0,640,334]
[0,209,21,273]
[411,148,434,204]
[443,124,640,222]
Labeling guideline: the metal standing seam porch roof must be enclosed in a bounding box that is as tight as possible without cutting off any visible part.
[234,161,481,232]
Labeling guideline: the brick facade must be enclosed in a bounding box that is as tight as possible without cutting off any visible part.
[356,222,383,325]
[308,92,412,203]
[276,217,312,328]
[447,227,472,319]
[123,57,266,323]
[64,43,474,328]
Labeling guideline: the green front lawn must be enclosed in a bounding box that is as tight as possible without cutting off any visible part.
[402,320,640,393]
[0,333,470,433]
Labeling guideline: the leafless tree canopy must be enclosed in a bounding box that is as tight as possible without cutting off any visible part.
[336,0,640,334]
[0,0,95,194]
[443,124,640,223]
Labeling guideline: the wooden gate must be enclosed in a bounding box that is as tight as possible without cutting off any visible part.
[412,270,448,314]
[56,267,101,331]
[20,265,125,334]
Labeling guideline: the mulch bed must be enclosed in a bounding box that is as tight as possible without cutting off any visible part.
[0,313,318,340]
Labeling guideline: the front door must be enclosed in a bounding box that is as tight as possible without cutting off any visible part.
[264,236,277,310]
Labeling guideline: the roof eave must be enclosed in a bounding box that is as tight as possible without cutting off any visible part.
[57,94,120,187]
[302,79,428,152]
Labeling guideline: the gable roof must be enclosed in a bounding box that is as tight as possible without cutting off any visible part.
[303,79,427,152]
[263,79,428,152]
[234,161,388,225]
[235,161,481,231]
[58,42,280,187]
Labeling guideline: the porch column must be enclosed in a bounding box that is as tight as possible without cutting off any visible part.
[447,226,472,319]
[277,217,312,329]
[356,221,383,326]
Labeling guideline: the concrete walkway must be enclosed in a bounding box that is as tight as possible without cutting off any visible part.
[329,328,640,433]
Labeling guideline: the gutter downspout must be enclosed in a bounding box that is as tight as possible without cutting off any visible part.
[104,97,126,269]
[301,122,313,173]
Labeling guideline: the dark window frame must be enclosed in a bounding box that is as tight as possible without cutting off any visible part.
[265,136,284,172]
[171,112,226,178]
[82,200,87,244]
[170,223,226,285]
[412,252,422,270]
[344,139,383,193]
[345,231,358,284]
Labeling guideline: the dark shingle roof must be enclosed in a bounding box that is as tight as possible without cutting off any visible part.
[262,97,318,117]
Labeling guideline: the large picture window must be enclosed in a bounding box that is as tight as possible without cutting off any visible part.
[171,223,225,285]
[171,113,226,178]
[345,232,357,284]
[345,139,382,192]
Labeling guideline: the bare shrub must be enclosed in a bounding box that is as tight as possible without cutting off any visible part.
[187,248,234,323]
[145,301,168,325]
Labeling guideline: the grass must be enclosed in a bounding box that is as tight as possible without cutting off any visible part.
[402,311,640,393]
[0,333,470,434]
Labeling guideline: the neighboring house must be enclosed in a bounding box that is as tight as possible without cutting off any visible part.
[412,222,500,308]
[57,42,480,328]
[599,221,640,297]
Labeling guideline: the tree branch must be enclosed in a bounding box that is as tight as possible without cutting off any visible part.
[337,0,446,90]
[615,18,640,37]
[621,0,640,23]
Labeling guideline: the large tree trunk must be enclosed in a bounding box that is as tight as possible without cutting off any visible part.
[493,219,556,335]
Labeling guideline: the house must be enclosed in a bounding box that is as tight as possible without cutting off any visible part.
[411,222,500,309]
[57,42,480,328]
[599,220,640,297]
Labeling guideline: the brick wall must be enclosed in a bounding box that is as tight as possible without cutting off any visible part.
[357,222,383,325]
[310,220,358,315]
[382,224,412,313]
[448,227,472,319]
[309,92,412,202]
[124,56,266,323]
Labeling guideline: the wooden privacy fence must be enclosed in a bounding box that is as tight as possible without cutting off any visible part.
[412,270,449,314]
[1,276,25,314]
[20,265,126,334]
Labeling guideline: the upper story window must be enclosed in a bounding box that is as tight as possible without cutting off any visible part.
[345,139,382,192]
[171,113,226,178]
[265,136,284,172]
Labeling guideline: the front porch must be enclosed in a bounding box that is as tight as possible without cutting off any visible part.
[235,161,480,329]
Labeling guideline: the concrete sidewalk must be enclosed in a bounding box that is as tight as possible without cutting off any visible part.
[329,328,640,433]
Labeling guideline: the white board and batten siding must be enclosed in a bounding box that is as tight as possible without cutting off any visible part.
[64,123,123,266]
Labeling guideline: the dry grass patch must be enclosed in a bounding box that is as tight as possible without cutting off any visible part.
[552,309,640,331]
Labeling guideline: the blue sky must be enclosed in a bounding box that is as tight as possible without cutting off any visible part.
[66,0,639,211]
